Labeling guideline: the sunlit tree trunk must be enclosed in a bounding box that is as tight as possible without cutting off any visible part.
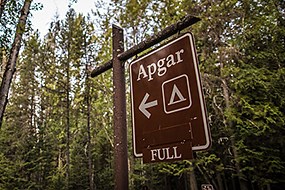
[0,50,7,79]
[0,0,32,127]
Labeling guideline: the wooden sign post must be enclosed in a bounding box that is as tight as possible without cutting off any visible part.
[91,15,203,190]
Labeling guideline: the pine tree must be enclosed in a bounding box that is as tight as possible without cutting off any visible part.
[0,0,33,127]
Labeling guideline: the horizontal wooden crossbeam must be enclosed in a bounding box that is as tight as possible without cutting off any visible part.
[90,15,200,77]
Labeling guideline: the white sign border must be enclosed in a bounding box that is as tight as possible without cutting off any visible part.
[130,32,211,157]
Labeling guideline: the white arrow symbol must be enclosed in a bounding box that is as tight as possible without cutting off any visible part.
[139,93,158,119]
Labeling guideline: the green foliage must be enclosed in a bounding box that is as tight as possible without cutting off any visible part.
[0,0,284,189]
[0,0,22,50]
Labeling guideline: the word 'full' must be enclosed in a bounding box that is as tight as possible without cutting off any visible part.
[151,146,182,161]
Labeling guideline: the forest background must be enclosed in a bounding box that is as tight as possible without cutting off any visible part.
[0,0,284,190]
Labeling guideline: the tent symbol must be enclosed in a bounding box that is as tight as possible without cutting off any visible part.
[162,74,192,114]
[168,84,187,106]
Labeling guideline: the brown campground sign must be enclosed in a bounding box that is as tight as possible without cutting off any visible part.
[129,33,211,163]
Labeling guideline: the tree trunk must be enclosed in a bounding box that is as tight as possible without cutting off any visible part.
[217,173,224,190]
[1,50,7,79]
[65,57,70,190]
[223,172,229,190]
[189,162,198,190]
[0,0,7,19]
[65,15,72,190]
[86,70,94,190]
[221,75,248,190]
[0,0,32,127]
[197,164,219,190]
[66,84,70,190]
